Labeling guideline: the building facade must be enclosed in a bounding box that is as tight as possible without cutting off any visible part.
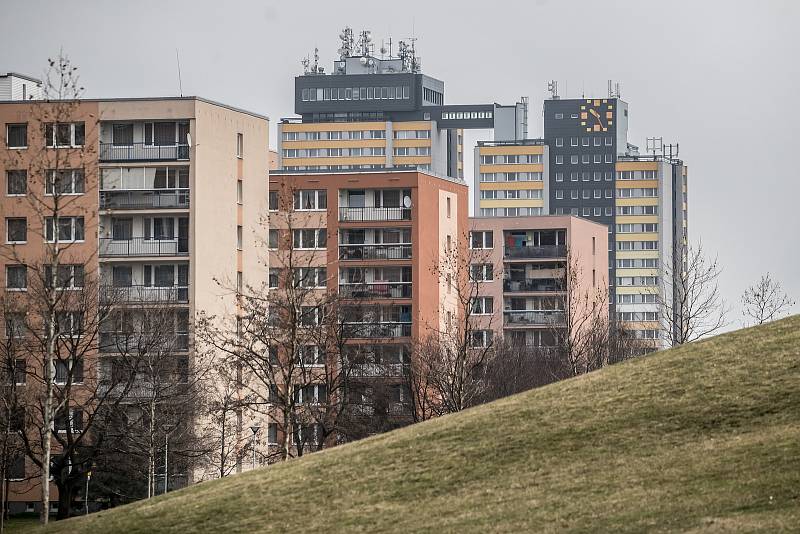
[263,168,467,453]
[1,95,268,512]
[468,216,608,349]
[473,140,549,217]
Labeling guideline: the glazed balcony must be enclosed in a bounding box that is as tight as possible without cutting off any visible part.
[100,237,189,257]
[99,332,189,353]
[342,322,412,338]
[100,285,189,304]
[504,245,567,260]
[100,190,189,210]
[504,310,565,326]
[339,282,412,299]
[339,244,412,261]
[100,142,189,162]
[503,279,562,293]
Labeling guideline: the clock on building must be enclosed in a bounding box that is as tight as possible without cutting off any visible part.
[580,99,614,133]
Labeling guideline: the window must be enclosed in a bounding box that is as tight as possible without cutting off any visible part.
[582,138,590,147]
[570,137,578,146]
[6,124,27,148]
[570,189,578,199]
[555,190,564,199]
[268,229,279,249]
[469,264,493,282]
[555,155,563,165]
[605,154,613,163]
[268,268,280,289]
[593,154,601,163]
[594,138,601,147]
[5,265,26,290]
[44,122,85,147]
[292,229,326,249]
[237,180,243,204]
[56,312,83,337]
[555,113,564,119]
[4,314,26,339]
[471,296,494,315]
[582,155,590,164]
[236,133,243,158]
[294,190,327,211]
[45,265,84,289]
[555,172,563,182]
[237,226,243,250]
[293,267,327,288]
[605,137,613,146]
[555,138,564,147]
[446,197,451,218]
[469,231,493,249]
[6,218,27,243]
[55,407,83,433]
[6,170,26,195]
[112,123,134,145]
[470,330,493,348]
[570,172,578,182]
[570,155,579,164]
[46,169,85,195]
[45,217,84,241]
[594,189,602,199]
[269,191,278,211]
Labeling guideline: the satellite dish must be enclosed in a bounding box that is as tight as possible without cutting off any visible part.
[360,57,368,65]
[403,196,412,208]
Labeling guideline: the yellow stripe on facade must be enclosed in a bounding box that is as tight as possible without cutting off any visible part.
[392,121,431,131]
[616,233,659,241]
[479,182,544,191]
[615,179,659,188]
[392,139,432,148]
[616,161,658,171]
[616,198,659,207]
[616,268,659,277]
[615,215,659,224]
[615,287,660,295]
[479,145,545,156]
[615,251,660,260]
[392,156,433,165]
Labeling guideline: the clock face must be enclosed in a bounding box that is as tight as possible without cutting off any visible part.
[580,99,614,133]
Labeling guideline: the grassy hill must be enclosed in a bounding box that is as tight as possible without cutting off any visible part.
[30,316,800,533]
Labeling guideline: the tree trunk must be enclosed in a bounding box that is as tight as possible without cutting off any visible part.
[55,479,74,520]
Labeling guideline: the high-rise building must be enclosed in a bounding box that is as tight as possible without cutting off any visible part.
[277,27,527,178]
[263,168,467,451]
[1,94,269,513]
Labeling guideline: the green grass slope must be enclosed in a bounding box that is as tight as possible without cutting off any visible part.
[32,315,800,533]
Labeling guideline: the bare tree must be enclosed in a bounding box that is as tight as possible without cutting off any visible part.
[741,273,795,326]
[661,242,729,346]
[196,183,366,463]
[406,232,498,419]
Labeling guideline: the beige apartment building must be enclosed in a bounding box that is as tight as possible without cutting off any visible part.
[1,93,268,513]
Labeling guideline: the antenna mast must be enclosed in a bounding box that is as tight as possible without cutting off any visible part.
[175,49,183,97]
[547,80,559,100]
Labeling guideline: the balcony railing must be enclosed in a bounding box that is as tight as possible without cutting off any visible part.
[99,382,187,401]
[503,279,562,293]
[99,332,189,353]
[100,190,189,210]
[100,285,189,304]
[342,322,412,338]
[504,245,566,259]
[100,237,189,257]
[339,244,412,261]
[99,143,189,162]
[350,363,407,377]
[339,282,412,299]
[339,207,411,222]
[504,310,566,326]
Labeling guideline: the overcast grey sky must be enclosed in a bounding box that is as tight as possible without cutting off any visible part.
[3,0,799,324]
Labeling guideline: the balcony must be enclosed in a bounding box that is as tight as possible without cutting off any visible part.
[504,310,565,326]
[99,332,189,353]
[99,381,187,401]
[503,279,562,293]
[343,322,412,338]
[100,285,189,304]
[100,190,189,210]
[100,143,189,162]
[504,245,566,260]
[350,363,407,377]
[339,207,411,222]
[339,282,412,299]
[339,244,412,261]
[100,237,189,257]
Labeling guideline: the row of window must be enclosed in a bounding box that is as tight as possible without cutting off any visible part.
[617,205,658,215]
[617,312,659,322]
[6,216,85,244]
[478,207,544,217]
[617,240,659,251]
[479,172,543,183]
[617,170,657,180]
[555,154,614,164]
[5,309,85,337]
[393,147,431,156]
[616,258,659,269]
[555,189,614,200]
[4,264,85,290]
[5,122,85,149]
[555,171,613,182]
[616,293,658,304]
[616,223,658,233]
[301,85,411,102]
[617,188,658,198]
[480,189,543,200]
[480,154,541,165]
[552,206,614,217]
[441,110,493,120]
[282,130,386,141]
[5,169,85,196]
[554,136,614,147]
[283,147,388,158]
[616,276,659,287]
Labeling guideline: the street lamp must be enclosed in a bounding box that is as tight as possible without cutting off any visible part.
[249,425,261,470]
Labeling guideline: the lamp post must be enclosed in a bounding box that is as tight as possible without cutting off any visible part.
[249,425,261,470]
[85,468,92,515]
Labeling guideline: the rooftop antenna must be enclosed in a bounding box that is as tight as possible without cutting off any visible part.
[608,80,612,98]
[646,137,664,155]
[301,55,310,74]
[608,80,621,98]
[175,49,183,97]
[313,47,319,73]
[547,80,559,100]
